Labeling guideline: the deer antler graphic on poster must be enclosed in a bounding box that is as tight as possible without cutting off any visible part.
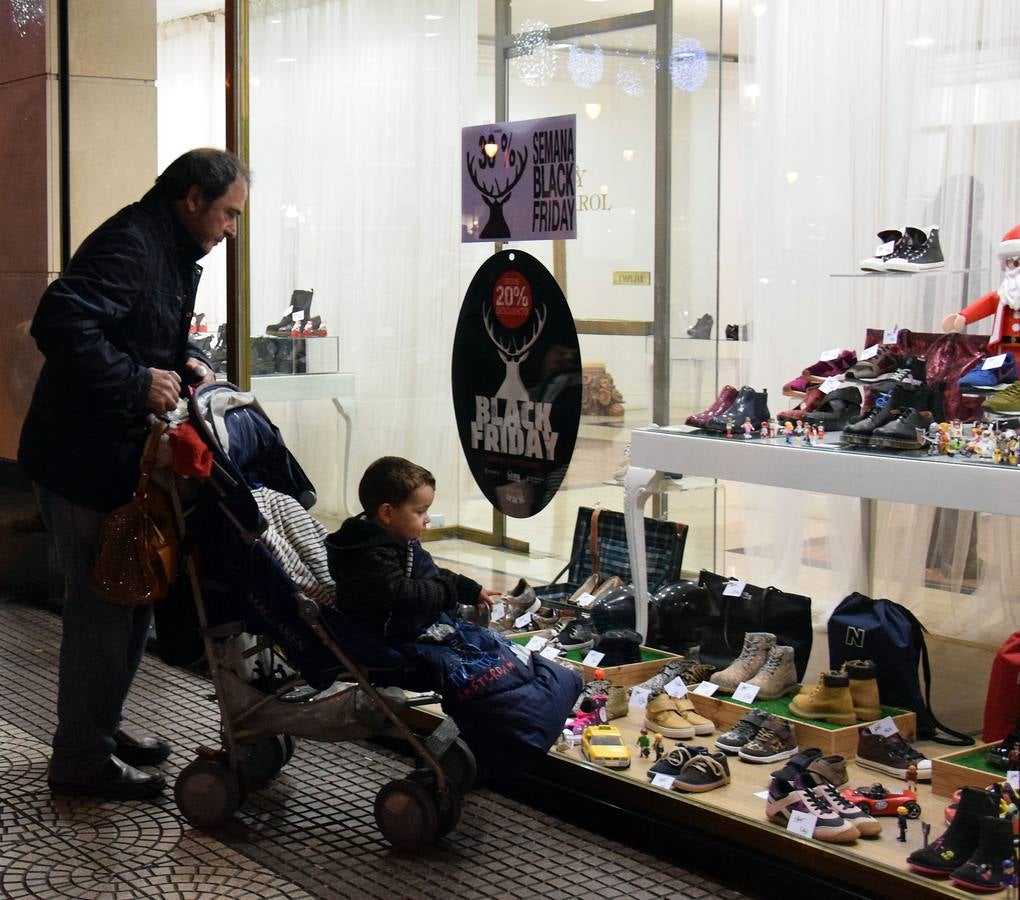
[466,131,529,240]
[482,300,547,402]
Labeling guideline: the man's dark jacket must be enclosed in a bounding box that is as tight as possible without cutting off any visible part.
[19,186,210,512]
[325,514,482,642]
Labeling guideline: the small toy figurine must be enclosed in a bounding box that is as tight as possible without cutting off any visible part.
[784,421,795,444]
[906,764,918,790]
[817,423,825,441]
[653,733,664,760]
[925,422,941,456]
[725,415,735,438]
[802,427,812,446]
[794,420,804,436]
[636,728,651,758]
[742,417,754,439]
[921,821,931,848]
[897,806,909,842]
[1003,858,1016,900]
[555,730,571,753]
[760,420,770,440]
[768,417,779,439]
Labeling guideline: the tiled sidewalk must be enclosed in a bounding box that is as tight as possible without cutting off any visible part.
[0,600,750,900]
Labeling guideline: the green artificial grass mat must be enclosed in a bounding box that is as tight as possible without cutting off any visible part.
[509,634,674,664]
[940,748,1001,775]
[719,694,909,731]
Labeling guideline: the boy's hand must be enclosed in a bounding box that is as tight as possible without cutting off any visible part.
[476,589,500,610]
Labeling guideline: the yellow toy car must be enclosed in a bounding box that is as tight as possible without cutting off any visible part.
[581,725,631,769]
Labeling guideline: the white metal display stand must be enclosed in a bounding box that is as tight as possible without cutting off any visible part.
[623,426,1018,638]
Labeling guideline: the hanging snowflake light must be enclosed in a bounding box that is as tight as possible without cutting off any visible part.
[512,19,556,87]
[670,36,708,92]
[11,0,44,37]
[567,43,603,90]
[616,66,645,97]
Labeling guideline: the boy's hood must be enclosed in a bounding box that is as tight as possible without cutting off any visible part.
[325,513,404,553]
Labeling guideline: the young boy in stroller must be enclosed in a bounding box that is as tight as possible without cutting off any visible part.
[325,456,581,778]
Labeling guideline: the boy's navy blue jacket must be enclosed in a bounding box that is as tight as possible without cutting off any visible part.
[325,514,482,642]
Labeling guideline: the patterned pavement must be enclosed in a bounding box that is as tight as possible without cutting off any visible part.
[0,599,751,900]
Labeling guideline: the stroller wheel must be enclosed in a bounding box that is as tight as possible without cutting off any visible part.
[174,759,243,829]
[238,735,290,786]
[439,737,477,794]
[282,734,297,764]
[435,782,463,837]
[374,778,439,851]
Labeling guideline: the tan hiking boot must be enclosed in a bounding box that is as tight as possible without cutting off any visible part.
[709,632,777,692]
[843,658,881,721]
[745,645,798,700]
[788,670,856,725]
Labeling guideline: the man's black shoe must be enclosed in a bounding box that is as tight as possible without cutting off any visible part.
[114,727,172,767]
[869,408,933,450]
[48,756,166,800]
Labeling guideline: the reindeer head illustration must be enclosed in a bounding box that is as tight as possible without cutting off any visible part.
[483,301,547,402]
[466,132,529,240]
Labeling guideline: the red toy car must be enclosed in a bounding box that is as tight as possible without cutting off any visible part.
[841,783,921,818]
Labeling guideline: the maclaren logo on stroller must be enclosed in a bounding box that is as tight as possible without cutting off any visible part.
[469,299,559,461]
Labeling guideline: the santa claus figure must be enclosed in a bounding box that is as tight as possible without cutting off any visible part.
[943,225,1020,354]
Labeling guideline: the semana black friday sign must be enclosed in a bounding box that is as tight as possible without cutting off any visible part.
[461,114,577,243]
[452,250,582,518]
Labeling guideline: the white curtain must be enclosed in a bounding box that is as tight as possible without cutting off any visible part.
[732,0,1020,711]
[157,12,228,328]
[244,0,478,523]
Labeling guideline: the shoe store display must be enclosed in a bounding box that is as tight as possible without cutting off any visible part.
[266,288,315,336]
[867,355,927,393]
[715,708,772,755]
[744,645,798,700]
[502,578,540,616]
[532,606,560,629]
[765,766,860,843]
[802,350,858,384]
[884,225,945,272]
[842,659,881,721]
[839,389,904,448]
[709,631,777,692]
[783,375,813,397]
[788,671,856,725]
[725,324,749,341]
[860,228,906,272]
[647,744,708,780]
[801,386,863,432]
[703,386,771,434]
[643,691,698,739]
[982,381,1020,417]
[552,619,595,653]
[868,408,934,451]
[631,659,716,696]
[785,747,850,788]
[856,724,932,781]
[671,751,731,792]
[783,752,881,837]
[737,715,799,763]
[685,385,739,428]
[687,313,714,339]
[948,815,1014,892]
[907,786,999,876]
[670,695,715,735]
[960,353,1018,393]
[844,346,902,383]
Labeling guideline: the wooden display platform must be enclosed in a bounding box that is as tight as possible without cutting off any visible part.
[687,691,916,758]
[931,743,1005,798]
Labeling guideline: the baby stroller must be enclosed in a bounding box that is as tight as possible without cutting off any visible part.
[157,383,475,851]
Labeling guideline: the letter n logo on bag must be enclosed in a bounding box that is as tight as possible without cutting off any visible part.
[845,626,865,649]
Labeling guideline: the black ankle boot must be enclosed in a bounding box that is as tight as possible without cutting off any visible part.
[950,815,1014,891]
[907,787,999,876]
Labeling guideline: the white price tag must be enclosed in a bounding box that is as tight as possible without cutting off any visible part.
[818,376,843,394]
[753,790,771,800]
[582,650,605,667]
[983,353,1008,371]
[869,716,899,737]
[692,681,719,697]
[510,642,532,665]
[1008,770,1020,791]
[664,677,689,698]
[491,602,506,622]
[732,681,761,703]
[525,635,548,652]
[723,579,746,597]
[819,348,841,362]
[629,686,651,709]
[883,328,900,344]
[786,810,817,838]
[514,611,533,629]
[540,645,561,661]
[575,592,597,608]
[859,343,880,360]
[651,773,676,790]
[876,239,895,255]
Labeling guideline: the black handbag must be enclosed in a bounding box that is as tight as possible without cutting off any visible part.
[697,570,813,680]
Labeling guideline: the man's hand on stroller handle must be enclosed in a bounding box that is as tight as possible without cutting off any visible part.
[147,367,181,413]
[185,356,215,387]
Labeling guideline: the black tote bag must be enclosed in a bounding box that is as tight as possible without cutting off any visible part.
[697,570,813,680]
